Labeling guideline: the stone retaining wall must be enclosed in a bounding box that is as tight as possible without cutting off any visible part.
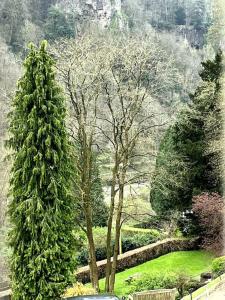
[76,238,198,283]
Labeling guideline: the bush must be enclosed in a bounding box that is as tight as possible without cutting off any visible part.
[122,233,159,253]
[127,272,201,298]
[178,210,200,237]
[77,245,113,266]
[64,283,96,297]
[134,216,167,230]
[122,226,160,237]
[127,273,178,294]
[212,256,225,277]
[121,227,161,248]
[192,193,224,254]
[76,227,161,266]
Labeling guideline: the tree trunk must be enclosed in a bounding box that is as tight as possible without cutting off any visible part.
[105,165,118,293]
[86,212,99,291]
[109,181,125,293]
[81,133,99,291]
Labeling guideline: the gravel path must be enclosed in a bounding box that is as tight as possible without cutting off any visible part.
[198,283,225,300]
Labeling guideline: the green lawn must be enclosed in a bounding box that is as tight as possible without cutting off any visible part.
[99,251,214,295]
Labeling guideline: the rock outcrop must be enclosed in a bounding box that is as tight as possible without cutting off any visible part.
[57,0,123,28]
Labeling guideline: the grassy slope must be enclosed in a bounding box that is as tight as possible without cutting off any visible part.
[99,251,214,295]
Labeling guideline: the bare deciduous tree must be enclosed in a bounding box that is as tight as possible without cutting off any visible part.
[53,32,177,292]
[97,35,175,292]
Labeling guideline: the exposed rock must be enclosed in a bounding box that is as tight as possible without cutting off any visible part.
[57,0,124,29]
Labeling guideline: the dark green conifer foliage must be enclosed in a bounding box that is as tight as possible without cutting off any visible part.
[175,7,186,25]
[44,7,75,41]
[7,41,76,300]
[150,126,190,214]
[150,50,223,214]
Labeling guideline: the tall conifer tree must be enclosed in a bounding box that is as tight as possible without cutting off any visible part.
[151,50,223,214]
[7,41,76,299]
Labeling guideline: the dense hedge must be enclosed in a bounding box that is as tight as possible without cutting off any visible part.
[76,227,161,266]
[76,238,199,283]
[127,273,203,298]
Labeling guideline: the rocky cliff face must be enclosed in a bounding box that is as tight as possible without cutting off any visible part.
[57,0,123,28]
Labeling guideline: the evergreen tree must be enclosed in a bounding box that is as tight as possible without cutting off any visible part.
[207,0,225,51]
[29,0,57,23]
[0,0,26,52]
[190,0,207,30]
[150,126,190,214]
[175,6,186,25]
[44,6,75,41]
[7,41,77,299]
[150,50,223,214]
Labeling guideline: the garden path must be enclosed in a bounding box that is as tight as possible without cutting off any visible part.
[198,283,225,300]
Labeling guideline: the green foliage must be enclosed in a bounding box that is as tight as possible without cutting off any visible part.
[150,126,190,214]
[76,227,161,266]
[134,215,170,231]
[128,273,177,294]
[125,271,202,298]
[98,250,214,295]
[44,6,75,41]
[29,0,56,22]
[212,256,225,277]
[190,0,208,30]
[175,7,186,25]
[150,50,223,215]
[206,0,225,51]
[122,226,160,236]
[121,227,161,252]
[0,0,26,52]
[121,234,159,253]
[7,41,77,299]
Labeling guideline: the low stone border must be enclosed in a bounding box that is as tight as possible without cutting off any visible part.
[182,274,225,300]
[76,238,198,283]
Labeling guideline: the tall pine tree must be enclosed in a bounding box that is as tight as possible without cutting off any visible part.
[151,50,223,214]
[7,41,77,299]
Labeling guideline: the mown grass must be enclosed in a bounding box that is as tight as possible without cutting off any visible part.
[98,251,214,295]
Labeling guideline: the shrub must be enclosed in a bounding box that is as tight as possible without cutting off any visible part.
[122,233,159,253]
[134,216,165,230]
[192,193,224,254]
[121,227,161,252]
[212,256,225,277]
[127,272,200,298]
[178,210,200,237]
[76,227,161,266]
[175,273,191,298]
[77,245,113,266]
[127,273,178,294]
[122,226,160,237]
[64,283,96,297]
